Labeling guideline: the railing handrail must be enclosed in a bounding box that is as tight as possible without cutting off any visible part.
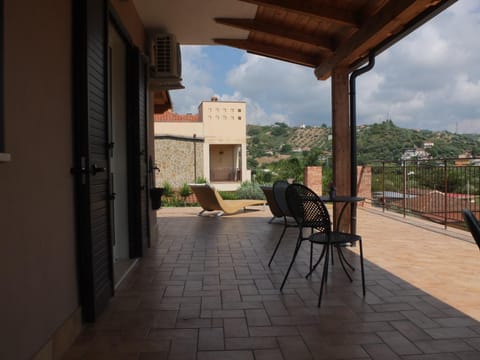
[368,158,480,230]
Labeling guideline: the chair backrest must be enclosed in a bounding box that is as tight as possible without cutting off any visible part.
[272,180,291,217]
[462,209,480,250]
[285,183,331,233]
[260,186,283,217]
[189,184,222,211]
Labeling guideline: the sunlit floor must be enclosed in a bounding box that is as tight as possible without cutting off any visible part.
[63,205,480,359]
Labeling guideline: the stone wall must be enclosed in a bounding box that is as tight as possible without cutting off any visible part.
[154,138,204,188]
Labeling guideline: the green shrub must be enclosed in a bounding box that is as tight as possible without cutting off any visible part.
[219,191,238,200]
[236,181,265,200]
[162,181,174,197]
[179,183,192,199]
[179,183,193,206]
[194,176,208,184]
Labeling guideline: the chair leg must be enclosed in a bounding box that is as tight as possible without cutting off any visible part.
[330,244,335,266]
[359,239,366,296]
[280,235,303,291]
[318,242,330,307]
[335,246,353,282]
[305,244,327,278]
[337,246,355,271]
[268,219,288,267]
[309,241,313,274]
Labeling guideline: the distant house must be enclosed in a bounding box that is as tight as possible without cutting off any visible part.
[455,150,473,166]
[401,147,431,161]
[154,97,250,190]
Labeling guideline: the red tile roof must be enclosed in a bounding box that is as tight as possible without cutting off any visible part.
[154,111,200,123]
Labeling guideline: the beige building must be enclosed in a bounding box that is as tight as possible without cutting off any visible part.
[154,97,250,190]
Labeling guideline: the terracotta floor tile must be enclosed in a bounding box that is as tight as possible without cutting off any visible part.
[254,348,285,360]
[198,328,224,351]
[63,207,480,360]
[197,350,254,360]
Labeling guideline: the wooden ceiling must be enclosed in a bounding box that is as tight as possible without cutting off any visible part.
[213,0,457,79]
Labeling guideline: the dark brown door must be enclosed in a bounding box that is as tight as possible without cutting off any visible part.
[73,0,113,322]
[127,46,149,257]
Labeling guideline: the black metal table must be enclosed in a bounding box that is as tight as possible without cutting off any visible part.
[320,195,365,232]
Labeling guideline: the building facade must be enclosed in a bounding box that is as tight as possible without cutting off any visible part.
[154,97,250,190]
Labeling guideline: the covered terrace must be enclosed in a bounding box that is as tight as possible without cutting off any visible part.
[1,1,469,359]
[63,206,480,359]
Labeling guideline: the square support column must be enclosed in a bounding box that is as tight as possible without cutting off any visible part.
[331,67,351,232]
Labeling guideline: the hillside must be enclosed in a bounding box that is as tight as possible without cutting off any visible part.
[247,120,480,167]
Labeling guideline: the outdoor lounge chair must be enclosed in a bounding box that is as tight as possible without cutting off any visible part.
[189,183,266,216]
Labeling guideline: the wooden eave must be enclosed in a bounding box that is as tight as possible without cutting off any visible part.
[212,0,457,80]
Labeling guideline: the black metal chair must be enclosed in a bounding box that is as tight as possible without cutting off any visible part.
[260,185,283,224]
[268,180,298,266]
[283,183,365,307]
[462,209,480,250]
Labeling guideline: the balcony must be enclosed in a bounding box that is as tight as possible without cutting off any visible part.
[63,206,480,359]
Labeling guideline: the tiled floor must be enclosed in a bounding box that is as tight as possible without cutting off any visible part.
[63,206,480,359]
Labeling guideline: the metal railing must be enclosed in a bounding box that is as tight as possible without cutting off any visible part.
[370,158,480,229]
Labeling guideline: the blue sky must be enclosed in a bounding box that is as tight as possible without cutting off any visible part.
[170,1,480,133]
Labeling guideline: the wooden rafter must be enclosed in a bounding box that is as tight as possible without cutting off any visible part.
[239,0,360,28]
[215,18,334,52]
[314,0,449,80]
[213,38,319,67]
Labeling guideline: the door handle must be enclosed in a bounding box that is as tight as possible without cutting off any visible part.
[91,163,106,175]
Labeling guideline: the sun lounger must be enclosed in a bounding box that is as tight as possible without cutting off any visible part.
[189,183,266,216]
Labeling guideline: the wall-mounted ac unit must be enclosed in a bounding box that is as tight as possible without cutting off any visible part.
[149,33,184,90]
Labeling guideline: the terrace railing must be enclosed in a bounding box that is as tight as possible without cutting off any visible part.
[370,158,480,229]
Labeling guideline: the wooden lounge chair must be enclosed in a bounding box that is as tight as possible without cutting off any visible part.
[189,183,266,216]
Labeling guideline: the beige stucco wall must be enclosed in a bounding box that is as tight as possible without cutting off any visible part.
[0,1,152,358]
[200,101,247,143]
[0,1,78,359]
[154,139,204,188]
[110,0,146,50]
[154,121,204,138]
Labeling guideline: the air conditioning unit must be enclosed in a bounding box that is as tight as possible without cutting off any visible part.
[149,33,184,90]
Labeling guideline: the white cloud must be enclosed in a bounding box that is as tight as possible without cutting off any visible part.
[170,2,480,132]
[355,1,480,131]
[224,54,331,126]
[170,46,215,113]
[451,74,480,104]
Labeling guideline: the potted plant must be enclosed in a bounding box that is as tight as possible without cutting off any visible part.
[150,187,164,210]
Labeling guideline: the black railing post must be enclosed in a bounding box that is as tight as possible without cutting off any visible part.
[403,161,407,218]
[382,161,385,212]
[444,159,448,230]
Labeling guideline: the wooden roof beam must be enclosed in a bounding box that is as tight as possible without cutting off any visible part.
[215,18,334,52]
[239,0,360,28]
[314,0,453,80]
[213,38,319,67]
